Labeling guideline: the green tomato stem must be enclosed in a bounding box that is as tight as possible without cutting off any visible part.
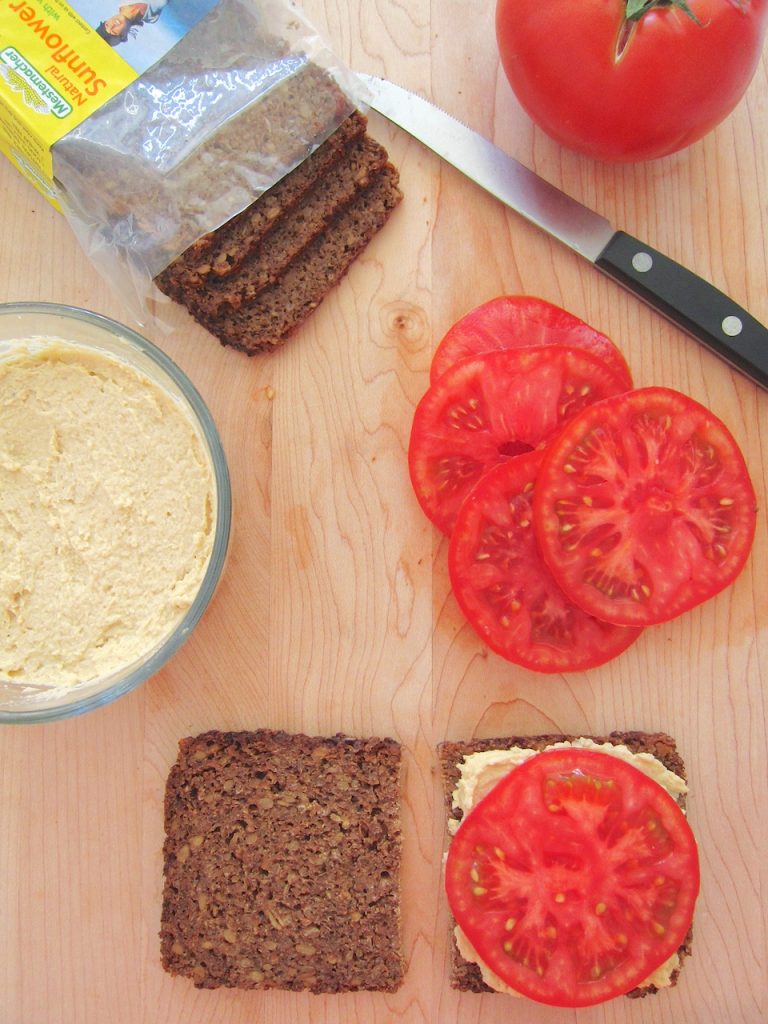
[624,0,702,24]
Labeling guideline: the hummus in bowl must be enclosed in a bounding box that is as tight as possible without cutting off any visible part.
[0,303,231,722]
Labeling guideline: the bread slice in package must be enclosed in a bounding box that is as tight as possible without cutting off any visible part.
[154,111,403,354]
[4,0,402,344]
[40,0,369,320]
[160,728,405,993]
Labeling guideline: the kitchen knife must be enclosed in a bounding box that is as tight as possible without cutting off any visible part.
[359,73,768,391]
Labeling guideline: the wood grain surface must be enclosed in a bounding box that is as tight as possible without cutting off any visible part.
[1,2,766,1022]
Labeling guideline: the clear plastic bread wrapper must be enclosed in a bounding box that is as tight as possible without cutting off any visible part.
[47,0,365,323]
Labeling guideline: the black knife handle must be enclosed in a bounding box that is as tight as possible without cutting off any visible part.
[595,230,768,390]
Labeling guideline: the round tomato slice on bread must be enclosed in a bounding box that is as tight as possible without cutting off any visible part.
[408,346,629,535]
[430,296,632,388]
[445,748,699,1007]
[533,387,757,626]
[449,451,641,672]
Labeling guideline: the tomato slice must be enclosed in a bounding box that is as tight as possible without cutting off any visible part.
[533,387,757,626]
[408,346,629,535]
[445,748,699,1008]
[430,296,632,388]
[448,451,641,672]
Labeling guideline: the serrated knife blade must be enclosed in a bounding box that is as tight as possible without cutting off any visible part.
[359,73,768,390]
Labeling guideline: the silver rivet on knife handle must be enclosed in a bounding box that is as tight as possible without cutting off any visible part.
[631,252,654,273]
[596,231,768,389]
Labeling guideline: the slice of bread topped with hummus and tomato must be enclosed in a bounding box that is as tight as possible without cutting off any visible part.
[437,732,698,1009]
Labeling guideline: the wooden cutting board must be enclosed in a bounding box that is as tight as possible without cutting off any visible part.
[0,2,766,1022]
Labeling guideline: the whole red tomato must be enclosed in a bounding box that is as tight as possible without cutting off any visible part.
[495,0,768,161]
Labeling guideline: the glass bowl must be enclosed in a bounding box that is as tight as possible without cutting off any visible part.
[0,302,232,723]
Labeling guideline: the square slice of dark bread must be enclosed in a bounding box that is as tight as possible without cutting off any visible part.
[161,729,405,993]
[183,133,392,319]
[155,111,369,295]
[154,109,402,355]
[437,731,693,999]
[197,163,402,353]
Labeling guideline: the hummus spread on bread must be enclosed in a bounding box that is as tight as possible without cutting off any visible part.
[449,739,689,995]
[0,342,215,688]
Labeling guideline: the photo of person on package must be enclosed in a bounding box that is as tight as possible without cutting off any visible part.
[94,0,168,46]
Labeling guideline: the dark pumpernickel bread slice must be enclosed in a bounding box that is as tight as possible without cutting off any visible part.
[183,133,391,318]
[161,729,405,993]
[188,162,402,354]
[155,111,368,296]
[437,731,694,999]
[154,109,402,355]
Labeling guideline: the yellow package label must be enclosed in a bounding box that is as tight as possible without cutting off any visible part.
[0,0,218,207]
[0,0,139,205]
